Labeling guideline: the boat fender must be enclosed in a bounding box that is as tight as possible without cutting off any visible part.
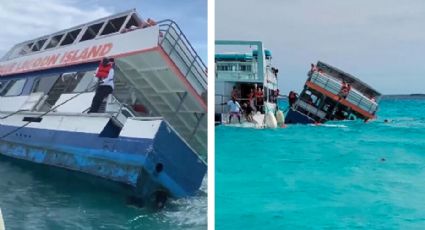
[264,111,277,128]
[276,110,285,127]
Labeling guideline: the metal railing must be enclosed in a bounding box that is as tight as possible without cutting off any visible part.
[157,20,207,102]
[310,72,378,114]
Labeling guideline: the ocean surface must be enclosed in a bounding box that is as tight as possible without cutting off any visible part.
[0,156,207,229]
[216,97,425,229]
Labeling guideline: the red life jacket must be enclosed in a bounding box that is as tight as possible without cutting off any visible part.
[95,63,112,79]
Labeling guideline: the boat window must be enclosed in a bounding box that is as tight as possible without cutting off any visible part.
[32,75,60,94]
[45,73,76,106]
[2,79,27,96]
[80,22,104,41]
[19,42,33,55]
[72,71,96,93]
[60,29,82,46]
[45,34,64,49]
[125,14,140,29]
[0,80,10,95]
[311,94,318,104]
[217,64,236,71]
[62,73,85,93]
[101,16,127,35]
[4,46,22,59]
[239,64,251,72]
[31,39,47,52]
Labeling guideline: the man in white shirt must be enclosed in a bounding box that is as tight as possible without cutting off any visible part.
[88,57,115,113]
[226,97,242,123]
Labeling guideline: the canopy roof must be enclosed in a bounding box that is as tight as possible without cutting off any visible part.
[316,61,381,98]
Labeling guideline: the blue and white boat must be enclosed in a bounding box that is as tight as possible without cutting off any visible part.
[215,40,281,128]
[0,9,207,206]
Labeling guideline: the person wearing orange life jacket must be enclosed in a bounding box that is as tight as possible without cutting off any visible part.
[89,57,115,113]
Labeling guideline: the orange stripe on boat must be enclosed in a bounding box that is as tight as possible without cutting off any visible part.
[305,81,375,119]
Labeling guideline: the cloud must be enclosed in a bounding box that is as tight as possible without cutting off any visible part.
[0,0,112,56]
[216,0,425,94]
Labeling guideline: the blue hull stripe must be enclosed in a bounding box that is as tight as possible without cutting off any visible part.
[0,122,207,198]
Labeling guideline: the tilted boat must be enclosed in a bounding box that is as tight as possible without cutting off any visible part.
[0,9,207,205]
[285,61,381,124]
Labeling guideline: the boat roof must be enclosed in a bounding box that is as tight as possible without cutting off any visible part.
[215,49,272,62]
[316,61,381,98]
[1,9,143,61]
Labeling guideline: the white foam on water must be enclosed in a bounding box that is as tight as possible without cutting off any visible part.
[224,122,262,129]
[311,124,348,128]
[162,176,207,228]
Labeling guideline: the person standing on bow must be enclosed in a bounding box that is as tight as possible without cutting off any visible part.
[221,97,242,124]
[89,57,115,113]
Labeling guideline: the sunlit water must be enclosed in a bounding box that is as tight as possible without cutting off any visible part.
[216,97,425,229]
[0,156,207,229]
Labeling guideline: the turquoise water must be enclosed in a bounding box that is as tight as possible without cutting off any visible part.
[0,157,206,229]
[216,98,425,229]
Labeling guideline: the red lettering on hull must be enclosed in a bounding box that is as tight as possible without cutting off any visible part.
[0,42,114,76]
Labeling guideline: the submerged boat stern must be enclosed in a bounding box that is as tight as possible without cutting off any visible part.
[0,115,206,206]
[126,119,207,200]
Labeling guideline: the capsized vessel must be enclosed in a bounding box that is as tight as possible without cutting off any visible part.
[285,61,381,124]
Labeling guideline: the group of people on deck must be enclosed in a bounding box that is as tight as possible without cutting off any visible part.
[224,85,280,124]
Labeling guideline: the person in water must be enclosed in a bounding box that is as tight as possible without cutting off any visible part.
[89,57,115,113]
[242,102,253,122]
[247,88,256,112]
[256,87,264,112]
[273,89,280,103]
[288,91,298,107]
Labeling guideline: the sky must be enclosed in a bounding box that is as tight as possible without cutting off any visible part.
[216,0,425,95]
[0,0,207,61]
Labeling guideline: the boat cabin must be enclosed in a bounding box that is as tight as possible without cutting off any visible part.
[215,40,279,124]
[285,61,381,124]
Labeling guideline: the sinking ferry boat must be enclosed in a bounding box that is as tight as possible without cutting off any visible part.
[215,40,282,128]
[285,61,381,124]
[0,9,207,205]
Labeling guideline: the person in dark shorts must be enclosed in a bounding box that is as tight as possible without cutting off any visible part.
[89,57,115,113]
